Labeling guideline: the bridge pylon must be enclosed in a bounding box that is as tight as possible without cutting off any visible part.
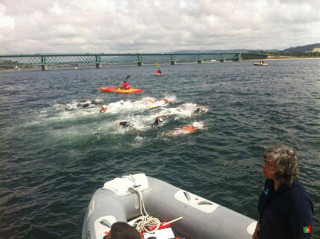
[41,56,47,71]
[170,55,176,65]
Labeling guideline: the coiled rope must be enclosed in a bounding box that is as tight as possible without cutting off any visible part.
[124,175,161,233]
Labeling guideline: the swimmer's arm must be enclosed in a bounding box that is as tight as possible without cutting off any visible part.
[156,114,167,119]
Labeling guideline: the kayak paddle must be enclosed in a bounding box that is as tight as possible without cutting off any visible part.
[113,75,131,93]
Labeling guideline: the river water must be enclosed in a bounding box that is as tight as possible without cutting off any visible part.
[0,59,319,238]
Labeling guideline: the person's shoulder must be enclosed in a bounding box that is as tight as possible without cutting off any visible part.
[290,181,309,196]
[289,181,313,205]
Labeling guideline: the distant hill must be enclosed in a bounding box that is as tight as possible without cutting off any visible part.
[284,43,320,52]
[171,49,249,54]
[170,43,320,54]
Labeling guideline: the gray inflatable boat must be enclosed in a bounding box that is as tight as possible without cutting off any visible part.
[82,173,257,239]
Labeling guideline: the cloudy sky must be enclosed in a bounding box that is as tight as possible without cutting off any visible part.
[0,0,319,54]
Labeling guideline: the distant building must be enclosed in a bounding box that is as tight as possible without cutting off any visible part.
[311,48,320,53]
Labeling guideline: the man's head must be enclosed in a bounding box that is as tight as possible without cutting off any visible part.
[104,222,140,239]
[262,144,299,187]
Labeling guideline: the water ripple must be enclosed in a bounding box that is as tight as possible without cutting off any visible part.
[0,60,319,238]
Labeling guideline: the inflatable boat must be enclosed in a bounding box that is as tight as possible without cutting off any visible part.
[82,173,256,239]
[100,87,145,93]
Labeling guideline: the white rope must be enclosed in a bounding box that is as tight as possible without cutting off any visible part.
[123,175,183,234]
[123,175,161,233]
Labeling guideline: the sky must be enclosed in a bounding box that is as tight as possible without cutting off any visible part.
[0,0,319,54]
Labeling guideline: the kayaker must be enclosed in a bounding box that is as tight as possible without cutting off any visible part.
[152,115,167,126]
[116,121,132,127]
[155,63,162,74]
[252,144,313,239]
[103,222,140,239]
[120,80,130,90]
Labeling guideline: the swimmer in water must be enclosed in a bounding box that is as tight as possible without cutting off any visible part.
[77,99,97,108]
[165,124,201,137]
[116,121,132,128]
[160,98,169,104]
[194,105,209,114]
[77,100,92,108]
[98,104,108,113]
[152,115,167,127]
[144,98,169,108]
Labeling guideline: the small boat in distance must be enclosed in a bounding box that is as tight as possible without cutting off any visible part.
[254,61,268,66]
[82,173,256,239]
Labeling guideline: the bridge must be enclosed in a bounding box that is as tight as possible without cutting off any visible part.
[0,52,267,70]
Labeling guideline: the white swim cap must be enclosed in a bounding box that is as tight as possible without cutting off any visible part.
[159,118,163,122]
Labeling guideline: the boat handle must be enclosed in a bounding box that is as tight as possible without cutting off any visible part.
[197,201,213,205]
[183,191,191,201]
[100,219,111,228]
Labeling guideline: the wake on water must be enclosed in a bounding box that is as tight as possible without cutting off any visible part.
[25,95,209,145]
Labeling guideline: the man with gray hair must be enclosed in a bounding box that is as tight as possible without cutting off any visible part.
[252,144,313,239]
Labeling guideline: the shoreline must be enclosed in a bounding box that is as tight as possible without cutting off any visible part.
[245,56,320,62]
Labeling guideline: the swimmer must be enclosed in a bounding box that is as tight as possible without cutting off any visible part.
[143,98,156,104]
[77,99,97,108]
[77,100,92,108]
[152,115,167,126]
[116,121,132,128]
[146,98,169,109]
[98,104,108,113]
[194,105,209,114]
[165,124,201,137]
[160,98,169,104]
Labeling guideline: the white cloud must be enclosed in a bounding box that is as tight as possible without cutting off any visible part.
[0,4,15,29]
[0,0,319,54]
[50,1,64,16]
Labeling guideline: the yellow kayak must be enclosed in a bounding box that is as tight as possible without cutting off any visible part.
[100,87,145,94]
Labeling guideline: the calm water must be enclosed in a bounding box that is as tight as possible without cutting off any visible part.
[0,60,319,239]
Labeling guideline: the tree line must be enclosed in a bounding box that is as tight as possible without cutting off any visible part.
[249,50,320,58]
[0,60,34,70]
